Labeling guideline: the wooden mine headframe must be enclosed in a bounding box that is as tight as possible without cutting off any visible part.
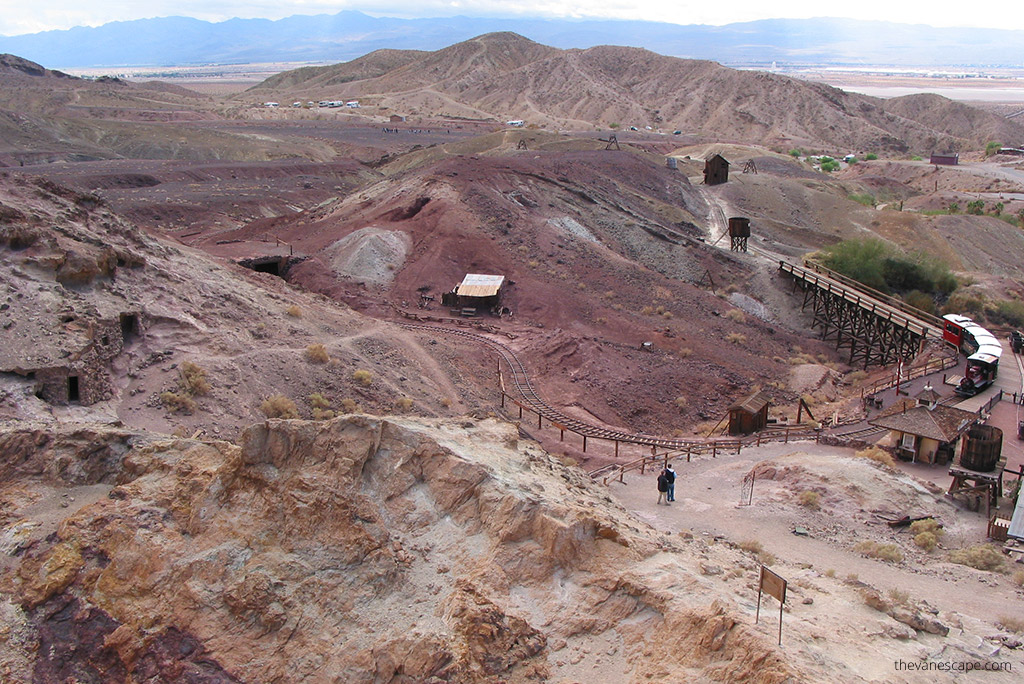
[604,134,620,150]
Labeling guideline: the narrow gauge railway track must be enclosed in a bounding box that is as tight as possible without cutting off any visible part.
[400,322,816,451]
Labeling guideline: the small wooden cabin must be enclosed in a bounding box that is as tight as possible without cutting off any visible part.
[728,390,771,435]
[704,154,730,185]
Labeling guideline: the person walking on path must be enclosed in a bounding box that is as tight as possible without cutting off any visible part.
[656,470,670,505]
[664,465,676,502]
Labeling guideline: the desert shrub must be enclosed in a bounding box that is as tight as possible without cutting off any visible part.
[909,518,944,538]
[948,544,1005,572]
[855,541,903,563]
[942,291,986,318]
[989,299,1024,328]
[911,156,923,161]
[662,311,673,319]
[340,398,360,413]
[845,370,867,385]
[261,395,298,419]
[678,348,693,358]
[848,192,876,207]
[966,199,985,215]
[914,532,938,551]
[395,397,414,411]
[820,159,840,172]
[312,408,336,420]
[725,308,745,323]
[788,149,802,157]
[985,141,1002,156]
[903,290,937,314]
[1012,569,1024,587]
[640,306,655,315]
[855,446,895,468]
[352,369,373,386]
[887,588,910,605]
[738,539,775,565]
[161,391,197,414]
[440,397,453,408]
[726,332,747,344]
[798,490,821,509]
[674,396,688,410]
[824,568,836,578]
[286,305,302,318]
[305,343,329,363]
[179,361,211,396]
[997,616,1024,634]
[309,393,331,410]
[865,153,878,160]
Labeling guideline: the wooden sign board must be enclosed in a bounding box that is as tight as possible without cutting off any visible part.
[756,565,787,646]
[760,566,787,603]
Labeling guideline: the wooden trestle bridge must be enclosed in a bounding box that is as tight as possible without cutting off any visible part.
[778,260,947,368]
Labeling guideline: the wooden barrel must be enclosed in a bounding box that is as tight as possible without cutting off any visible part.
[961,425,1002,472]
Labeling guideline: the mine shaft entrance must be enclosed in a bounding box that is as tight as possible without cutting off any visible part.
[68,376,80,403]
[120,313,139,345]
[239,256,297,280]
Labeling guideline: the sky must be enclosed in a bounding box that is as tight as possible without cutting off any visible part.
[3,1,1023,36]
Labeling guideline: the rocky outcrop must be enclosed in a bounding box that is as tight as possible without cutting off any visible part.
[0,415,797,682]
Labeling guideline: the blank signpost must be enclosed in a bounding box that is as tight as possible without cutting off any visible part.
[756,565,787,646]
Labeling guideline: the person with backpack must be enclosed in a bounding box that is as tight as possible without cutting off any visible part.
[664,464,676,502]
[656,470,669,505]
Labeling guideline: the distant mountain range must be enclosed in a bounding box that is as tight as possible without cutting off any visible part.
[1,11,1022,69]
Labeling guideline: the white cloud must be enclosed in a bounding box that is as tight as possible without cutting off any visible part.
[2,1,1022,36]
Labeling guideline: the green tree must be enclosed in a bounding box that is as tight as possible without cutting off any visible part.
[985,141,1002,156]
[948,202,960,214]
[865,153,878,161]
[966,200,985,215]
[992,202,1004,215]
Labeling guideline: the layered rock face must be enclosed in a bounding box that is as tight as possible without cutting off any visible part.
[0,416,794,682]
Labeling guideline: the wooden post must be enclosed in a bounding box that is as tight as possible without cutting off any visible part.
[518,405,523,419]
[583,435,588,453]
[501,391,505,408]
[614,441,619,458]
[559,428,564,441]
[537,412,542,429]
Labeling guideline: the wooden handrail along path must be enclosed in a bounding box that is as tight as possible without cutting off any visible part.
[399,322,822,483]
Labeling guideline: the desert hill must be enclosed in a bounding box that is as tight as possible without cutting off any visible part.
[249,33,1024,155]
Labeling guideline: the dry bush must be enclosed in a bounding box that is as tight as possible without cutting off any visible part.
[738,539,775,565]
[161,391,197,414]
[997,616,1024,634]
[909,518,943,536]
[674,396,688,410]
[604,290,616,299]
[726,332,747,345]
[528,260,539,268]
[662,311,673,319]
[845,370,868,385]
[725,308,746,323]
[640,306,655,315]
[305,343,330,363]
[352,369,373,386]
[179,361,211,396]
[914,532,938,552]
[395,397,414,411]
[948,544,1005,572]
[309,393,331,409]
[261,395,298,419]
[286,305,302,318]
[887,588,910,606]
[340,398,360,413]
[824,568,836,578]
[594,316,607,325]
[678,348,693,358]
[312,408,336,420]
[440,397,453,408]
[1013,569,1024,587]
[798,490,821,509]
[856,541,903,563]
[856,446,895,468]
[655,306,666,315]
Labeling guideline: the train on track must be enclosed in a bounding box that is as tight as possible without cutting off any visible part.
[942,314,1002,397]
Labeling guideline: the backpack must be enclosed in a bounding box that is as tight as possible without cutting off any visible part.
[664,469,675,484]
[657,474,668,492]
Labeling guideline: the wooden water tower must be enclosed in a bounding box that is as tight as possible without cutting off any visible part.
[729,217,751,252]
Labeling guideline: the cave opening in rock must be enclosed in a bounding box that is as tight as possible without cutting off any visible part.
[68,375,80,402]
